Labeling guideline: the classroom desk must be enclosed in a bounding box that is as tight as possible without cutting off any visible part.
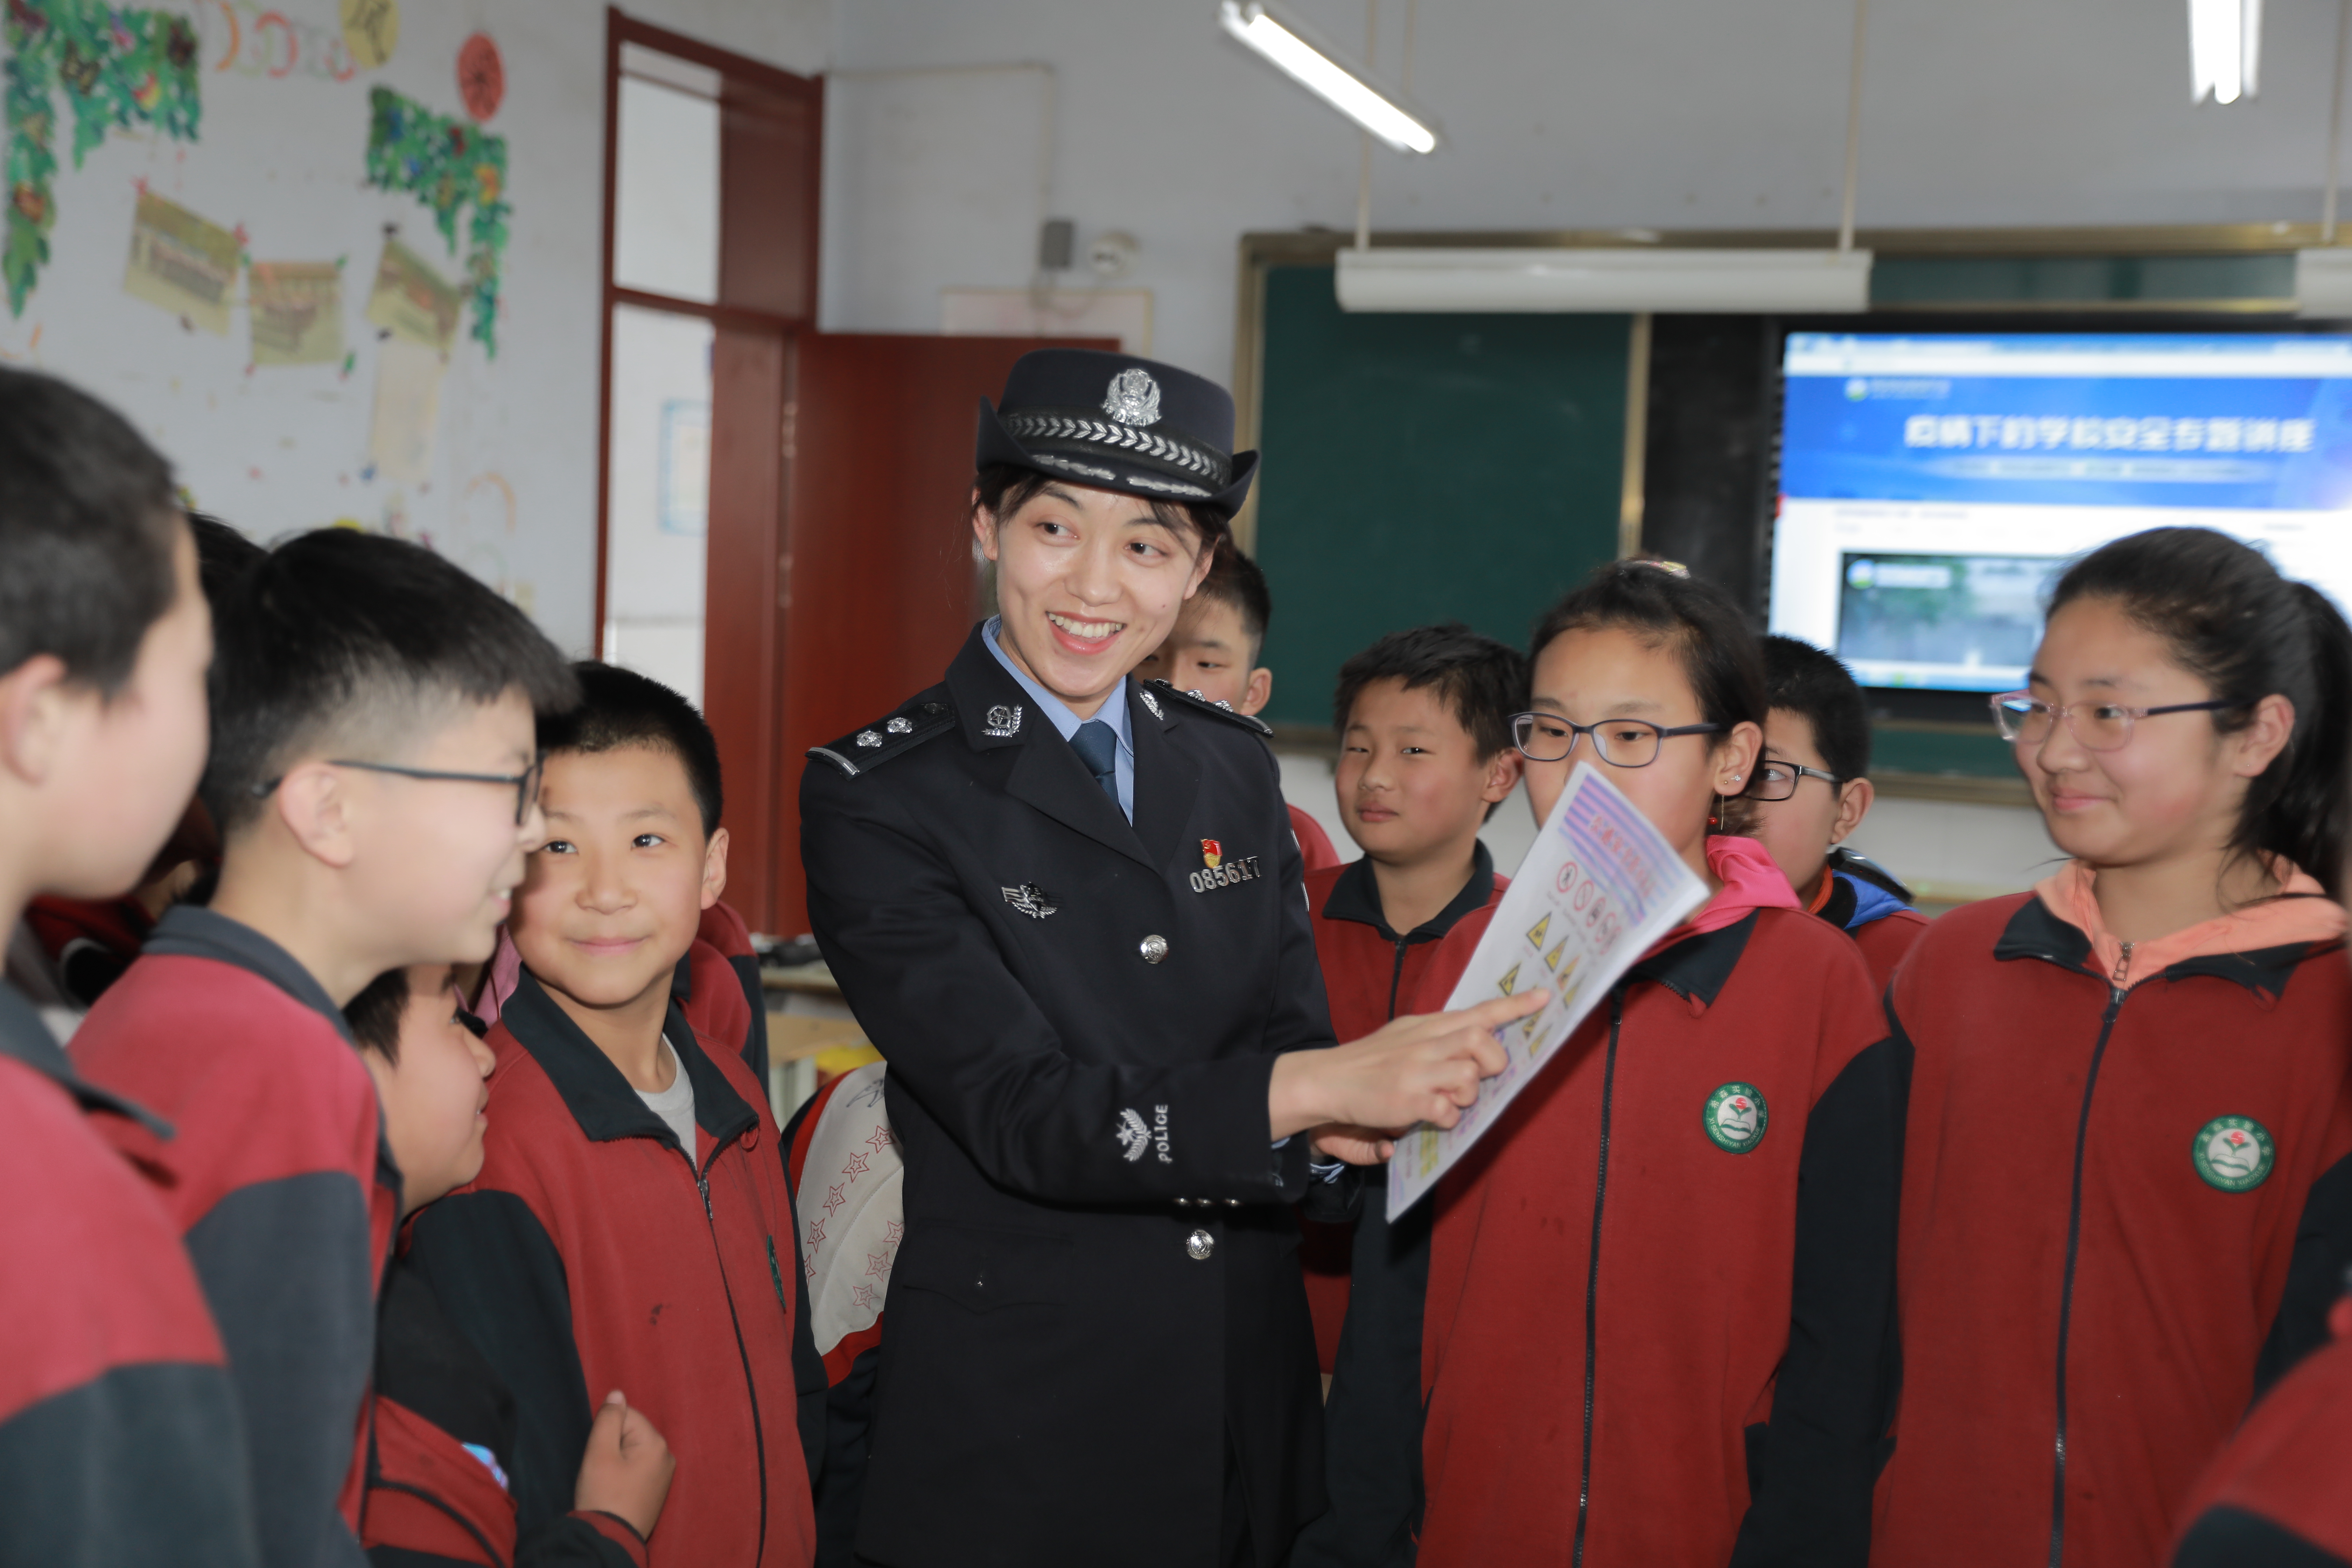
[762,959,880,1123]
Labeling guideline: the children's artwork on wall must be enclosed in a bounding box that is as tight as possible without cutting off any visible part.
[123,188,236,332]
[362,234,457,350]
[337,0,393,70]
[368,334,442,484]
[4,0,203,314]
[456,31,499,121]
[248,258,342,365]
[363,85,507,356]
[194,1,360,82]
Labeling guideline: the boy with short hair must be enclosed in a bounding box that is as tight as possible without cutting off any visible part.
[1748,635,1928,986]
[349,962,675,1566]
[406,663,819,1567]
[0,367,257,1561]
[1289,622,1527,1568]
[1135,542,1343,871]
[73,526,579,1568]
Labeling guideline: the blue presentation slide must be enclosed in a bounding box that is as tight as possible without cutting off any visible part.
[1770,334,2352,691]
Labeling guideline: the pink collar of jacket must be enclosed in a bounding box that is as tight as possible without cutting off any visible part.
[2033,858,2345,989]
[1659,834,1802,945]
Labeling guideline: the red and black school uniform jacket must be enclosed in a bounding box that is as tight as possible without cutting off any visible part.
[1416,902,1902,1568]
[402,970,819,1568]
[1288,804,1342,875]
[360,1252,648,1568]
[693,899,769,1084]
[1874,892,2352,1568]
[2172,1322,2352,1568]
[0,979,260,1564]
[1811,848,1931,992]
[72,904,401,1568]
[25,891,152,1008]
[1288,843,1504,1568]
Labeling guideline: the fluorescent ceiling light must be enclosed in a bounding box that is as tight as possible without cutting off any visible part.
[1218,1,1439,155]
[1336,248,1874,314]
[2296,248,2352,315]
[2190,0,2261,104]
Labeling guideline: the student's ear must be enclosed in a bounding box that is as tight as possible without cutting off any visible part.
[970,495,1001,564]
[699,826,729,911]
[2229,693,2295,779]
[1712,722,1764,797]
[1830,776,1875,845]
[1240,667,1273,718]
[0,653,77,787]
[1482,746,1524,805]
[1183,539,1216,599]
[274,760,359,868]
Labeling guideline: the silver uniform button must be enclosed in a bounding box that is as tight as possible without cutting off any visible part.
[1224,1198,1241,1208]
[1140,934,1169,964]
[1186,1228,1215,1261]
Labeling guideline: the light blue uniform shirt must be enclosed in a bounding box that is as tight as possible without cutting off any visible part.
[983,616,1136,823]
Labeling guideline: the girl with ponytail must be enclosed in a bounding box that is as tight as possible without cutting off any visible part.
[1875,527,2352,1568]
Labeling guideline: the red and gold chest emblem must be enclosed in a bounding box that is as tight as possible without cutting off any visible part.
[1200,839,1222,869]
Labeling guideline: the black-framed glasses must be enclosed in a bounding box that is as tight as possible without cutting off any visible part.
[1989,693,2239,753]
[250,756,545,825]
[1743,759,1841,801]
[1510,711,1723,768]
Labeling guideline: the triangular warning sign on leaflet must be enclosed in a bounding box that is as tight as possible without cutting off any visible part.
[1526,914,1550,949]
[1544,939,1567,972]
[1497,963,1520,996]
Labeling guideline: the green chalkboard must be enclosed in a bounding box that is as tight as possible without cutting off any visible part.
[1253,266,1630,729]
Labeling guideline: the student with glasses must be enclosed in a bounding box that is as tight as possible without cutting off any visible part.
[1741,635,1929,989]
[1875,527,2352,1568]
[1411,561,1901,1568]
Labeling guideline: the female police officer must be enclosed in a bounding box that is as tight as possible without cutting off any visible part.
[799,349,1540,1568]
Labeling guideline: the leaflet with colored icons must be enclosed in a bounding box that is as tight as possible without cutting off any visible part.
[1387,762,1711,1220]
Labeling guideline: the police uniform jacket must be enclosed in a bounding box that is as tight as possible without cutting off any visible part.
[800,623,1337,1567]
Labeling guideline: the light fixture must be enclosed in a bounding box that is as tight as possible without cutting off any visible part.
[1336,247,1874,314]
[2190,0,2262,104]
[1217,1,1439,155]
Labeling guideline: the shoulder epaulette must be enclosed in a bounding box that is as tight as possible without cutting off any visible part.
[1144,679,1273,737]
[808,697,956,778]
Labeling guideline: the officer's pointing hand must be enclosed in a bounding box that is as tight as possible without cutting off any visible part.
[1268,988,1549,1160]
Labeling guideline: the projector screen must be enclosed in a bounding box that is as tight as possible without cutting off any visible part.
[1769,331,2352,692]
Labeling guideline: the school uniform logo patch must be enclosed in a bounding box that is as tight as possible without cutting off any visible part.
[2192,1115,2274,1192]
[1703,1083,1768,1153]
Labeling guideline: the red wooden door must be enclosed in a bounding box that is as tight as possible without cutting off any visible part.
[756,331,1117,935]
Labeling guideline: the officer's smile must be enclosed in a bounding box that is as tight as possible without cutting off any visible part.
[1044,609,1127,653]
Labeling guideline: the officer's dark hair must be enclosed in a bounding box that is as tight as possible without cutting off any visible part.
[188,513,264,614]
[973,463,1232,560]
[0,368,182,694]
[1194,543,1274,664]
[2048,526,2352,900]
[1334,621,1528,769]
[204,528,580,836]
[345,966,410,1059]
[539,661,724,838]
[1763,635,1871,784]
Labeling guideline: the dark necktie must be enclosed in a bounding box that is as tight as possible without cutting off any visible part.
[1071,719,1119,808]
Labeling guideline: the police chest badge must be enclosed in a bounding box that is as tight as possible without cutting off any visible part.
[1189,838,1263,894]
[983,704,1023,738]
[1703,1082,1768,1154]
[2192,1114,2274,1191]
[1002,883,1057,920]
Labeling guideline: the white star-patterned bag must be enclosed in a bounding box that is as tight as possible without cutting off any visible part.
[791,1060,905,1357]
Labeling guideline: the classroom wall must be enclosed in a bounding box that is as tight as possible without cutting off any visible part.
[822,0,2349,386]
[1,0,826,656]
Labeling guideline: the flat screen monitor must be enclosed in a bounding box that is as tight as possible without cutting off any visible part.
[1769,330,2352,692]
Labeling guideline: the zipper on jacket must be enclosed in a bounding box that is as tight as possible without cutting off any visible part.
[677,1137,771,1564]
[1572,990,1628,1568]
[766,1236,791,1316]
[2048,984,2127,1568]
[1386,934,1410,1020]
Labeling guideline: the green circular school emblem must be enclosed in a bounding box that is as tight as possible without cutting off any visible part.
[2191,1115,2275,1192]
[1703,1082,1768,1154]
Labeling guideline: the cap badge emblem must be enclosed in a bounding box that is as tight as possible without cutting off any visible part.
[2192,1114,2274,1191]
[1703,1082,1768,1153]
[1103,367,1162,427]
[1201,839,1223,869]
[983,704,1023,738]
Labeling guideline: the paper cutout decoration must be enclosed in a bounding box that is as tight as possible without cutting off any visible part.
[363,86,509,356]
[123,190,237,334]
[363,237,459,351]
[338,0,396,69]
[249,260,343,365]
[456,32,502,120]
[368,336,443,485]
[4,0,203,315]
